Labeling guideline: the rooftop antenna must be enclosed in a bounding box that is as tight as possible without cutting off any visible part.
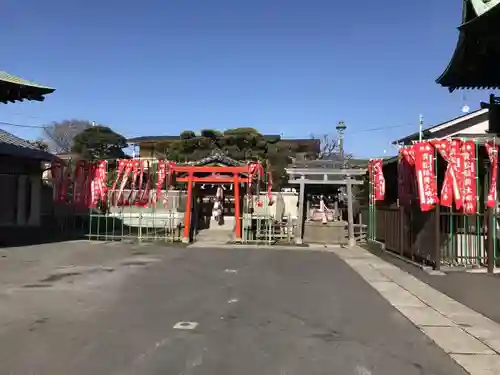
[418,114,423,142]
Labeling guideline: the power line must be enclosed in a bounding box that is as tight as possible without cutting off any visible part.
[0,120,45,129]
[0,119,419,136]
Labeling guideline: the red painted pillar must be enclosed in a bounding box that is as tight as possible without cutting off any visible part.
[234,173,241,242]
[183,172,193,243]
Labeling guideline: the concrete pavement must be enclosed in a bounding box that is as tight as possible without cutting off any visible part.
[0,241,469,374]
[331,245,500,375]
[364,244,500,326]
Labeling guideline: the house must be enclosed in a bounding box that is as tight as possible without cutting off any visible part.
[392,108,490,145]
[371,109,500,271]
[0,71,56,244]
[0,129,57,226]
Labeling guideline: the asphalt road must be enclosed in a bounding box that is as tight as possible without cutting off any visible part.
[0,246,467,375]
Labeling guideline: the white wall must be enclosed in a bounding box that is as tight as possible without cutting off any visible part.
[252,192,298,219]
[450,119,489,135]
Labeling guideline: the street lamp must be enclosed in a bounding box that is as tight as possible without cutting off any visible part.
[336,121,347,167]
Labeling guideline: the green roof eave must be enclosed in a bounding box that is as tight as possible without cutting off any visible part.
[436,2,500,91]
[0,71,55,103]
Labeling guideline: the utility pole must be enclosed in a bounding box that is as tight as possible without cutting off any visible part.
[419,114,423,142]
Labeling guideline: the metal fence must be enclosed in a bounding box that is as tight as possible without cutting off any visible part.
[87,188,186,243]
[240,193,297,245]
[366,204,498,271]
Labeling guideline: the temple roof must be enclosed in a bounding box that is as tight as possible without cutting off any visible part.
[436,1,500,91]
[0,71,55,103]
[183,150,246,167]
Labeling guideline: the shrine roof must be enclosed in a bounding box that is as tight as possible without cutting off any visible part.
[436,1,500,91]
[182,151,246,167]
[0,71,55,103]
[287,154,368,170]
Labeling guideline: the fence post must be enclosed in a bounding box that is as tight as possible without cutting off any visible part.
[399,206,404,256]
[434,204,441,270]
[487,207,494,274]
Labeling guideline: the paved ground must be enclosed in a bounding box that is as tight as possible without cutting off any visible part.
[333,245,500,375]
[364,244,500,325]
[0,242,472,374]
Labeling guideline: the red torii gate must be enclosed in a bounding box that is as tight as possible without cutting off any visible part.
[171,163,264,243]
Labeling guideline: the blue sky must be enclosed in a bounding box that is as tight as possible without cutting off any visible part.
[1,0,497,157]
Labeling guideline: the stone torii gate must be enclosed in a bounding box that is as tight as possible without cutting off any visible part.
[285,161,366,247]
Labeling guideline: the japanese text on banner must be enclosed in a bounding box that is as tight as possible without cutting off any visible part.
[485,141,498,209]
[461,140,477,214]
[414,142,439,212]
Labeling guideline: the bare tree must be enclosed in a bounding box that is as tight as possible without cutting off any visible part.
[317,134,338,158]
[42,119,92,153]
[311,133,353,161]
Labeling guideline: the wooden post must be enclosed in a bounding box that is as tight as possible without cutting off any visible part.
[296,180,305,244]
[434,204,441,270]
[487,207,494,274]
[182,172,194,243]
[399,206,405,256]
[234,173,241,242]
[346,180,355,247]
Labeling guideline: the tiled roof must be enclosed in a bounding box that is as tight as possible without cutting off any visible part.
[0,71,54,89]
[436,2,500,91]
[0,71,55,102]
[0,129,56,160]
[186,150,245,167]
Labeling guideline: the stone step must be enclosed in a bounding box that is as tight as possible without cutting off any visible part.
[196,228,233,242]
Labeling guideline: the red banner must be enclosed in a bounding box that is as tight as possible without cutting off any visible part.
[398,146,416,206]
[155,160,166,206]
[135,160,151,207]
[461,140,477,214]
[398,155,414,206]
[432,139,463,209]
[90,160,107,208]
[117,160,134,205]
[369,159,385,201]
[414,142,439,211]
[401,146,415,166]
[72,160,87,207]
[248,162,264,190]
[486,141,498,208]
[50,160,66,203]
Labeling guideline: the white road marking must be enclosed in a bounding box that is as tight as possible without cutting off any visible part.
[228,298,238,304]
[173,321,199,330]
[224,269,238,273]
[355,364,372,375]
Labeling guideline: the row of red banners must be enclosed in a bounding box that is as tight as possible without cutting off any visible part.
[50,159,175,208]
[371,139,499,213]
[51,159,275,209]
